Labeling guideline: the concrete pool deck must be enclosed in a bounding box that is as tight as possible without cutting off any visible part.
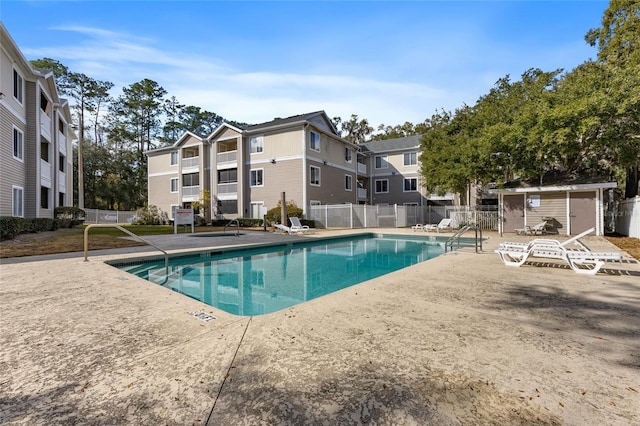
[1,229,639,425]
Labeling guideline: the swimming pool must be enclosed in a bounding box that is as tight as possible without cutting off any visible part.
[110,234,455,316]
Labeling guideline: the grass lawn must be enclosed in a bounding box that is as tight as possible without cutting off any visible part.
[0,224,229,258]
[1,225,639,261]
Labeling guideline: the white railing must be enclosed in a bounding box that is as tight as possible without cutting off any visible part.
[40,159,52,185]
[40,111,52,141]
[358,188,367,199]
[59,134,67,155]
[182,156,199,169]
[307,203,499,230]
[58,170,66,192]
[217,150,237,163]
[217,182,237,194]
[182,185,200,197]
[357,163,367,174]
[83,208,138,224]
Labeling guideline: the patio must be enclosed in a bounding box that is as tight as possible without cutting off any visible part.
[1,230,638,425]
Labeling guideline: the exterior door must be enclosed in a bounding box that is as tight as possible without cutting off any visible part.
[503,194,525,233]
[570,191,596,235]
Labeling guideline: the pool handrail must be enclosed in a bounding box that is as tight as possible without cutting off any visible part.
[224,219,240,236]
[445,224,483,253]
[83,224,169,275]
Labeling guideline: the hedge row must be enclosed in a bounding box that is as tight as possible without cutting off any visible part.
[1,207,85,241]
[1,217,59,241]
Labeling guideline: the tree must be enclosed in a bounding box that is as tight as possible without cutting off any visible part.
[585,0,640,197]
[109,79,168,207]
[335,114,374,143]
[370,121,418,140]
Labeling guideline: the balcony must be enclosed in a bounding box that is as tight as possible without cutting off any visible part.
[40,159,52,186]
[358,188,367,199]
[217,182,237,194]
[40,111,52,142]
[182,185,200,198]
[59,134,67,155]
[58,171,66,192]
[182,156,199,169]
[217,150,237,165]
[357,162,367,174]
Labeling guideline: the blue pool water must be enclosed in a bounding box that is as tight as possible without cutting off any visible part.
[111,234,453,316]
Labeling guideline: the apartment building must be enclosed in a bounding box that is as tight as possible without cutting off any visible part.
[0,23,74,218]
[146,111,456,221]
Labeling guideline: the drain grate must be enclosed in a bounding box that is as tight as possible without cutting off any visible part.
[188,311,217,322]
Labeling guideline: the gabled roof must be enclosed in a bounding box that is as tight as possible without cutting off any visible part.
[144,131,203,155]
[362,135,422,153]
[245,110,339,135]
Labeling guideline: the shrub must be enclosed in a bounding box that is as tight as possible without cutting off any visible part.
[55,206,85,228]
[265,200,303,225]
[1,217,25,241]
[133,205,169,225]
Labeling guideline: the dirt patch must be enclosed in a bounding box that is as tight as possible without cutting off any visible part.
[605,235,640,260]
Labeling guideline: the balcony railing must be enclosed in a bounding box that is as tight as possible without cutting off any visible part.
[217,150,237,163]
[357,163,367,174]
[182,185,200,197]
[58,171,66,192]
[217,182,237,194]
[40,159,52,185]
[59,134,67,155]
[182,156,199,169]
[40,111,52,142]
[358,188,367,199]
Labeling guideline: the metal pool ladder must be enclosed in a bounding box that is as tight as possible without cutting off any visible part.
[445,224,483,253]
[83,224,168,275]
[224,219,240,236]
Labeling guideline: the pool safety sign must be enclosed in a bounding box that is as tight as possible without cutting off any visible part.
[173,207,194,234]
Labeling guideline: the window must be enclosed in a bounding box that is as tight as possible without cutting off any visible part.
[13,68,23,104]
[218,199,238,214]
[59,154,65,172]
[58,118,65,134]
[310,165,321,186]
[310,200,321,206]
[59,192,66,207]
[375,179,389,193]
[182,172,199,186]
[218,169,237,183]
[250,169,264,187]
[170,178,179,192]
[345,147,352,162]
[375,155,388,169]
[12,186,24,217]
[404,152,417,166]
[404,178,418,192]
[345,175,353,191]
[13,127,23,161]
[41,186,50,209]
[41,141,49,162]
[170,151,178,165]
[250,136,264,154]
[310,131,320,152]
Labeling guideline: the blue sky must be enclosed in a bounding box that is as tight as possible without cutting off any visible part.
[2,0,609,128]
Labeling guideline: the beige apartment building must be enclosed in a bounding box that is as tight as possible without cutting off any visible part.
[0,24,74,218]
[146,111,455,222]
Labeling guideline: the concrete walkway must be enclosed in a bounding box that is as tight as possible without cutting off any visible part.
[1,230,639,425]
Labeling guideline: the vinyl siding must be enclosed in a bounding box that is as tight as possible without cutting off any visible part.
[245,159,304,210]
[526,192,567,233]
[0,105,28,215]
[306,161,358,205]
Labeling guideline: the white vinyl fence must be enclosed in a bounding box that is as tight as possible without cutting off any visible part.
[615,197,640,238]
[82,208,138,224]
[307,204,498,230]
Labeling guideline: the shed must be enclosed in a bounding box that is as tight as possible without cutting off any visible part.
[495,182,617,236]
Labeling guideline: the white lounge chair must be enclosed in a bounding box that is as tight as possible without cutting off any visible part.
[274,223,292,234]
[499,227,595,252]
[424,218,452,233]
[411,223,426,231]
[495,228,621,275]
[515,221,548,235]
[290,217,313,234]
